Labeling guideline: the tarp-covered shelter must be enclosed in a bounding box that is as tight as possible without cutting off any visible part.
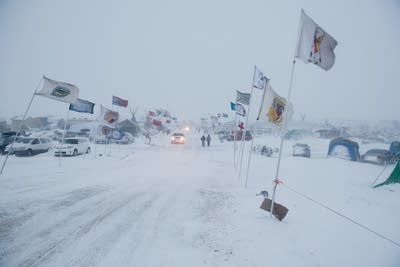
[327,138,360,161]
[373,162,400,188]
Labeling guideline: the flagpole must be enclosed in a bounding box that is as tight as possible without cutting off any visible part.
[58,109,70,167]
[233,106,238,169]
[244,81,268,187]
[0,77,42,175]
[270,59,296,217]
[238,87,254,181]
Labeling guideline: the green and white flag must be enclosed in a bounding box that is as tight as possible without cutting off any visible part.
[236,90,251,105]
[36,76,79,103]
[295,10,338,71]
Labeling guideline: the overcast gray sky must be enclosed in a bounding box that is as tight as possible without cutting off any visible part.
[0,0,399,122]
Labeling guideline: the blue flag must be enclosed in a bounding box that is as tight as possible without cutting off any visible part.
[230,102,236,111]
[69,98,95,114]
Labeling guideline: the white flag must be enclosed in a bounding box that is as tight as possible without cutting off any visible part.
[257,83,293,125]
[36,76,79,103]
[99,105,119,126]
[295,10,338,71]
[252,66,269,89]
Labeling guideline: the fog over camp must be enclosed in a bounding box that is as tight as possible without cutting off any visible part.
[0,1,400,267]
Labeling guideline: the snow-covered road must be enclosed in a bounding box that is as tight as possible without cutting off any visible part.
[1,134,399,266]
[0,138,242,266]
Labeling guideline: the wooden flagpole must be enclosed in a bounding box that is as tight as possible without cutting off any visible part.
[0,77,43,175]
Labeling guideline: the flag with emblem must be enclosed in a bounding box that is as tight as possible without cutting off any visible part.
[99,105,119,126]
[36,76,79,103]
[236,103,246,117]
[257,83,293,125]
[295,9,338,71]
[252,66,269,89]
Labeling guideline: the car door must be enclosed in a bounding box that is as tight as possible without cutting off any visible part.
[31,138,40,152]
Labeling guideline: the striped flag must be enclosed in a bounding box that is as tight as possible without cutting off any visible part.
[112,95,128,107]
[69,98,95,114]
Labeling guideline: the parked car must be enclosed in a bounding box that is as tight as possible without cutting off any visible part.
[361,149,392,165]
[293,143,311,158]
[171,133,185,144]
[54,137,91,156]
[7,137,52,156]
[0,131,20,154]
[389,141,400,162]
[227,131,252,141]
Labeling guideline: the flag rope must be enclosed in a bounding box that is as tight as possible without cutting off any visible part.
[281,182,400,249]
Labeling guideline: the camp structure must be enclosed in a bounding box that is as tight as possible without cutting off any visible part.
[373,161,400,188]
[327,138,360,161]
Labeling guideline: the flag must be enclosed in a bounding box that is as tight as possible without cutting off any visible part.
[230,102,236,111]
[236,103,246,117]
[295,10,338,71]
[36,76,79,103]
[236,90,251,105]
[153,119,162,126]
[112,95,128,107]
[99,105,119,125]
[222,113,228,118]
[69,98,95,114]
[252,66,269,89]
[148,111,156,117]
[238,121,244,130]
[257,83,293,125]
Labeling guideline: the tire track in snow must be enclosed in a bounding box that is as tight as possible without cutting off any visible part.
[1,187,155,267]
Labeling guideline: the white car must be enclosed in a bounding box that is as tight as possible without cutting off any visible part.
[7,137,53,156]
[54,138,91,157]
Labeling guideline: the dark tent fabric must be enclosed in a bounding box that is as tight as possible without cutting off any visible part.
[327,138,360,161]
[373,162,400,188]
[260,198,289,221]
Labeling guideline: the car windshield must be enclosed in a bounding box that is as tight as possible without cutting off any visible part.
[16,138,33,144]
[63,139,78,144]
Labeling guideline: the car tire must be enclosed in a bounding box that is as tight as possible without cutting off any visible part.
[73,149,78,156]
[86,147,91,154]
[27,149,32,156]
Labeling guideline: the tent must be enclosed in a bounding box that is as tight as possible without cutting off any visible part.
[373,162,400,188]
[327,138,360,161]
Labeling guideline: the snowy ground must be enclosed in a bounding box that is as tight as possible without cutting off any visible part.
[0,132,399,267]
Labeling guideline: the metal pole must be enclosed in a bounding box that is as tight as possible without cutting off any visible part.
[0,90,38,175]
[233,107,238,169]
[270,59,296,217]
[238,87,254,180]
[245,80,268,187]
[58,109,70,167]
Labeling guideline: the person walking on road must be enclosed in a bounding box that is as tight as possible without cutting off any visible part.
[201,135,206,147]
[206,134,211,147]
